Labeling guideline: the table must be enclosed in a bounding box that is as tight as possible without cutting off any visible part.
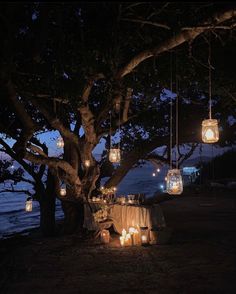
[83,203,166,234]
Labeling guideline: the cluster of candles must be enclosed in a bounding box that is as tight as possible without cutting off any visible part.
[119,227,149,247]
[100,186,117,195]
[92,196,110,203]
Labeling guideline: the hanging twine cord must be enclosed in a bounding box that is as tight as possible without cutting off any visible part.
[208,33,212,119]
[170,51,173,169]
[109,111,112,148]
[118,103,121,150]
[176,52,179,170]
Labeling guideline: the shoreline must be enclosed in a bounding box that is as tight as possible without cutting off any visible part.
[1,188,236,293]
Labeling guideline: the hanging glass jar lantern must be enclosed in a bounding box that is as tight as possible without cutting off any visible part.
[84,160,90,167]
[166,169,183,195]
[25,197,33,212]
[109,148,121,163]
[60,187,66,196]
[202,119,219,143]
[57,137,64,148]
[201,34,219,144]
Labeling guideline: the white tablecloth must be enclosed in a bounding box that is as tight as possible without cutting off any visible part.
[83,203,166,234]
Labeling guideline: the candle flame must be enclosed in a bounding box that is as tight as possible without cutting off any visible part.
[205,128,214,140]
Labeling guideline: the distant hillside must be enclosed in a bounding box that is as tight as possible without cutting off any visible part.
[182,156,212,167]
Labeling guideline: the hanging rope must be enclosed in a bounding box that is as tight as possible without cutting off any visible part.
[118,102,121,150]
[109,111,112,148]
[170,51,173,169]
[175,52,179,169]
[208,32,212,119]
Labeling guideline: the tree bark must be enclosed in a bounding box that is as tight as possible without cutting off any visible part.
[61,200,84,234]
[39,192,55,237]
[38,171,56,236]
[62,141,84,234]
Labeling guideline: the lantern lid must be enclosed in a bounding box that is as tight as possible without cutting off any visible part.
[202,118,218,126]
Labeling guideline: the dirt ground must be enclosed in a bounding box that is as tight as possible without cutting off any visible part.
[1,190,236,294]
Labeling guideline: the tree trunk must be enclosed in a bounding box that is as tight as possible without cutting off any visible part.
[62,141,84,234]
[61,200,84,234]
[40,192,55,236]
[39,171,56,236]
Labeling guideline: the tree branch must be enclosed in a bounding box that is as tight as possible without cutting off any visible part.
[116,8,236,79]
[30,98,80,148]
[24,152,82,196]
[0,189,32,196]
[121,18,170,30]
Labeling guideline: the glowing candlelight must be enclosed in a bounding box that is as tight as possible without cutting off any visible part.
[25,198,32,212]
[85,160,90,167]
[60,188,66,196]
[141,235,147,243]
[100,229,110,244]
[122,229,126,237]
[120,236,125,247]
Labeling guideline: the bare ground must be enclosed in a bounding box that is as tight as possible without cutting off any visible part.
[1,190,236,294]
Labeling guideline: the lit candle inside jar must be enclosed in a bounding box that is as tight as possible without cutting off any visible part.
[141,235,148,243]
[172,183,179,193]
[100,229,110,244]
[129,227,136,245]
[125,233,131,246]
[120,236,125,247]
[122,229,126,237]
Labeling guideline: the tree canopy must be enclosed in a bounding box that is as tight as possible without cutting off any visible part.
[0,2,235,205]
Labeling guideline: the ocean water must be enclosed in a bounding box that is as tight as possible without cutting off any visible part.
[0,163,166,238]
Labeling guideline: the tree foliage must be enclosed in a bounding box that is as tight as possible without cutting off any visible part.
[0,2,235,205]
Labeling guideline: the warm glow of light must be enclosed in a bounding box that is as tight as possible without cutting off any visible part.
[109,148,121,163]
[57,137,64,148]
[152,173,156,177]
[157,168,160,172]
[166,169,183,195]
[205,128,214,140]
[202,119,219,143]
[60,188,66,196]
[84,160,90,167]
[122,229,126,237]
[25,199,32,212]
[141,235,147,242]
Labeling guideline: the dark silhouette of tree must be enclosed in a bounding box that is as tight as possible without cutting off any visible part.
[0,2,235,232]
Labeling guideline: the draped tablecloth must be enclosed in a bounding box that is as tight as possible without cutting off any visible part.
[83,203,166,234]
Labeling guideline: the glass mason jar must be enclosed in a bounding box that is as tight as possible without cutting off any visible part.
[140,226,149,246]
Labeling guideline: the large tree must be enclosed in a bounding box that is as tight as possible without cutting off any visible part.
[0,2,236,232]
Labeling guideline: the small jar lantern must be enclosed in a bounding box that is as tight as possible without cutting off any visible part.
[140,226,149,246]
[60,188,66,196]
[25,197,33,212]
[202,119,219,143]
[100,229,110,244]
[166,169,183,195]
[109,148,121,163]
[84,160,90,168]
[57,137,64,148]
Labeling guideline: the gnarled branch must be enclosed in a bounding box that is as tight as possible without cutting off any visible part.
[116,8,236,79]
